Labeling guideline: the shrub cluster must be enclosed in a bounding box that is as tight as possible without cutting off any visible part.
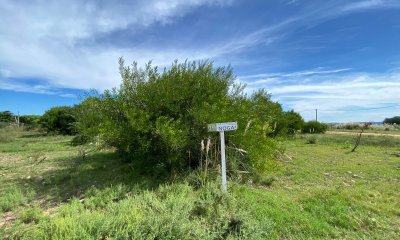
[74,59,301,176]
[384,116,400,125]
[0,111,40,129]
[39,106,76,135]
[302,121,328,134]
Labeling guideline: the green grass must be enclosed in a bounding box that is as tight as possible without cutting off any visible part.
[328,127,400,135]
[1,129,399,239]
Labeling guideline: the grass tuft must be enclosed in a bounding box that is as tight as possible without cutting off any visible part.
[0,186,35,213]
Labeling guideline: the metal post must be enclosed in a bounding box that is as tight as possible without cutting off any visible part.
[219,131,227,192]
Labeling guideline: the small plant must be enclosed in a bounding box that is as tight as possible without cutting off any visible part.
[252,174,276,187]
[0,186,35,213]
[306,135,317,144]
[19,207,42,224]
[260,176,276,187]
[302,121,328,134]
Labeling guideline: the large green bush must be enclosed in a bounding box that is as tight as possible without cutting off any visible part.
[302,121,328,134]
[0,111,14,123]
[40,106,76,135]
[19,115,41,129]
[75,59,286,175]
[383,116,400,125]
[273,110,304,135]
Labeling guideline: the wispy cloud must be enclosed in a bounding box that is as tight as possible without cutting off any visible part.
[0,78,76,97]
[240,69,400,122]
[0,0,233,91]
[239,68,351,83]
[1,0,399,122]
[0,0,397,93]
[341,0,400,12]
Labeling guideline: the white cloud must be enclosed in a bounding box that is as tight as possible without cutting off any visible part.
[1,0,400,122]
[0,0,233,91]
[341,0,400,12]
[241,70,400,122]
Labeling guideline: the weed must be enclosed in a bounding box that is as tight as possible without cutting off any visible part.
[18,207,42,224]
[0,186,35,213]
[1,131,400,239]
[306,135,317,144]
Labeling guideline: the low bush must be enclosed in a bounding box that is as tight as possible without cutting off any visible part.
[39,106,76,135]
[302,121,328,134]
[306,135,317,144]
[18,207,43,224]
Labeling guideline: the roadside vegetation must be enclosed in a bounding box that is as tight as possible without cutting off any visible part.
[1,125,399,239]
[1,60,399,239]
[329,123,400,135]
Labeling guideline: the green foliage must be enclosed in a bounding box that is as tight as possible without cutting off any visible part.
[19,115,41,129]
[0,185,35,213]
[0,126,16,143]
[306,135,317,144]
[273,110,304,135]
[302,121,328,134]
[75,59,285,175]
[18,206,43,224]
[0,110,14,123]
[40,106,76,135]
[2,132,400,239]
[383,116,400,125]
[12,183,270,240]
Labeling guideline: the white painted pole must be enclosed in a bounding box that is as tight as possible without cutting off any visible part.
[219,131,227,192]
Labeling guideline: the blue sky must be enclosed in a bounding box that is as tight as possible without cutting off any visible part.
[1,0,400,122]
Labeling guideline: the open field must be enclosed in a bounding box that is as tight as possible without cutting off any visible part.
[1,129,400,239]
[327,130,400,138]
[328,125,400,136]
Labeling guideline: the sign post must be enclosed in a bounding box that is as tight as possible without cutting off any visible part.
[207,122,238,192]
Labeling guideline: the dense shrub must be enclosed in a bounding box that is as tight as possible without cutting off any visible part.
[302,121,328,134]
[19,115,41,129]
[384,116,400,125]
[75,59,285,175]
[279,110,304,135]
[39,106,76,135]
[343,124,362,130]
[0,111,14,123]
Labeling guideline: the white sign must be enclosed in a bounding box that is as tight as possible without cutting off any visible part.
[208,122,238,132]
[207,121,238,192]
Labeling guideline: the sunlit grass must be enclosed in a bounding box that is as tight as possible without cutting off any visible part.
[1,130,399,239]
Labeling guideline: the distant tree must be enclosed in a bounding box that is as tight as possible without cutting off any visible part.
[269,110,304,136]
[383,116,400,125]
[19,115,41,129]
[0,111,14,122]
[302,121,328,134]
[39,106,76,135]
[284,110,304,134]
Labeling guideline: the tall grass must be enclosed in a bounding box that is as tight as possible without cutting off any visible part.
[0,186,35,213]
[9,182,270,240]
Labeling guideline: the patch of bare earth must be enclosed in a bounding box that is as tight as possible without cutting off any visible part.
[0,212,16,228]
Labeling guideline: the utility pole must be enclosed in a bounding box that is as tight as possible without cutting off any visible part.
[315,109,318,122]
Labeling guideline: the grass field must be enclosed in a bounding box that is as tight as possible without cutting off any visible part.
[1,128,399,239]
[328,124,400,135]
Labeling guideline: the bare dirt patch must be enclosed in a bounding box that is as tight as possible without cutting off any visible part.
[0,211,16,228]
